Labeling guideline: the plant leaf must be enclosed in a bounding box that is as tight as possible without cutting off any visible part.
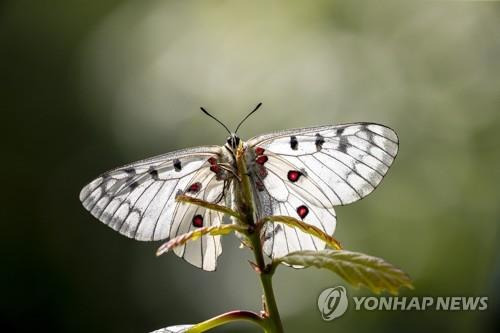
[176,194,241,220]
[150,324,193,333]
[156,224,248,256]
[258,215,342,250]
[273,250,413,295]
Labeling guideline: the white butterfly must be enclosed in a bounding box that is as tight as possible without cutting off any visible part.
[79,104,399,271]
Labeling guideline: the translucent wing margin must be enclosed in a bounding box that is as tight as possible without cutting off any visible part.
[79,146,227,271]
[247,122,398,259]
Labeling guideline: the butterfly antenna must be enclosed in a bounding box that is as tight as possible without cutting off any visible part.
[200,107,231,135]
[235,102,262,133]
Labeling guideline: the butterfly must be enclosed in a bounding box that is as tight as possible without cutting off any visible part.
[79,103,399,271]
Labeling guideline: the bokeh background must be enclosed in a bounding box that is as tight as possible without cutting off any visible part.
[2,0,499,332]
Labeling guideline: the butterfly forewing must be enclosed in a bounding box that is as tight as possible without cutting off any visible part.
[247,122,398,259]
[79,146,228,271]
[248,123,398,206]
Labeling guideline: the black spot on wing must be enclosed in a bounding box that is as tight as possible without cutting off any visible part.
[336,127,345,135]
[290,136,298,150]
[148,167,159,180]
[338,136,348,154]
[173,158,182,171]
[124,168,136,176]
[315,133,325,151]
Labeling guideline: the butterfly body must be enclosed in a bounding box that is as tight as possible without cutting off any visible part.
[80,122,398,271]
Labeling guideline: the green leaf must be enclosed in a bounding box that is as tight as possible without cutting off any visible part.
[156,224,248,256]
[258,215,341,250]
[176,194,241,220]
[273,250,413,295]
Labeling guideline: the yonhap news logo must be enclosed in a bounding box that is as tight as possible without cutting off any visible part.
[318,286,488,321]
[317,286,349,321]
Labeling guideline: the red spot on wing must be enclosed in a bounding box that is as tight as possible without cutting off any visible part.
[258,166,268,178]
[192,214,204,227]
[187,182,202,193]
[255,147,265,155]
[287,170,302,182]
[208,157,220,173]
[296,205,309,219]
[256,155,268,165]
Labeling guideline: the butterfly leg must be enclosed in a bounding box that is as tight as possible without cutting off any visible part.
[218,163,241,182]
[214,179,229,204]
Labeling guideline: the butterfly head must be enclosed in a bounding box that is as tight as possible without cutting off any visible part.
[200,102,261,152]
[226,134,241,150]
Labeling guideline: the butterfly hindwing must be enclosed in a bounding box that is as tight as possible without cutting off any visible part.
[257,187,337,259]
[79,146,229,271]
[252,170,337,260]
[170,168,227,271]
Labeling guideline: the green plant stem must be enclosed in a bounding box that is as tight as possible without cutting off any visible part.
[187,310,266,332]
[237,147,284,333]
[251,233,283,333]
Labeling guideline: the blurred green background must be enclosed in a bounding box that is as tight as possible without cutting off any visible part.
[2,0,499,332]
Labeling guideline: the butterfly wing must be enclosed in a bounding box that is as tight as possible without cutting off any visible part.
[79,146,230,271]
[247,122,399,259]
